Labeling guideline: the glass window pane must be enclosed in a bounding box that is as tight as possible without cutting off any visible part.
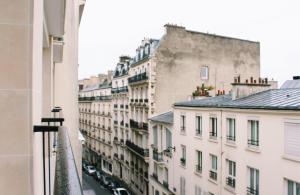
[296,183,300,195]
[288,180,294,195]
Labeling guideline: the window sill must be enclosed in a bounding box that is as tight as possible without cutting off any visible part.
[208,178,218,185]
[208,138,218,143]
[225,142,237,148]
[180,131,186,136]
[282,154,300,163]
[194,171,202,177]
[245,146,261,153]
[180,165,186,169]
[224,185,236,194]
[194,135,203,140]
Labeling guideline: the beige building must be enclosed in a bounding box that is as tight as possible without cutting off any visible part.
[0,0,85,194]
[111,56,132,182]
[171,82,300,195]
[125,24,261,195]
[79,73,114,174]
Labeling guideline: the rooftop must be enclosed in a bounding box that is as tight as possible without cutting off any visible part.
[281,79,300,89]
[149,111,173,124]
[174,88,300,110]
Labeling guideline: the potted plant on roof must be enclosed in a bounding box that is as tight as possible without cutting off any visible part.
[192,84,214,98]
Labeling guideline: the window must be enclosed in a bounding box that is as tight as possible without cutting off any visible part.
[200,66,209,80]
[195,185,202,195]
[165,128,172,149]
[195,115,202,136]
[180,145,186,166]
[284,122,300,157]
[210,154,217,180]
[195,150,202,173]
[226,160,236,188]
[248,120,259,146]
[287,179,300,195]
[247,167,259,195]
[180,115,186,133]
[226,118,236,142]
[209,117,217,139]
[180,177,186,195]
[153,125,158,147]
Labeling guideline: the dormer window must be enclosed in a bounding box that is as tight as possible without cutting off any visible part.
[140,48,144,59]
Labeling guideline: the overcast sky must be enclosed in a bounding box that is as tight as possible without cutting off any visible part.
[78,0,300,85]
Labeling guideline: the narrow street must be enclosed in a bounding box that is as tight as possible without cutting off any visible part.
[82,172,112,195]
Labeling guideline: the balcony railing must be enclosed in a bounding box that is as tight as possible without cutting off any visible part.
[78,95,112,101]
[209,170,217,180]
[54,127,83,195]
[248,139,259,146]
[126,140,149,157]
[111,86,128,94]
[130,119,148,130]
[247,187,258,195]
[195,164,202,173]
[226,177,236,188]
[153,150,163,162]
[227,135,236,141]
[128,72,148,84]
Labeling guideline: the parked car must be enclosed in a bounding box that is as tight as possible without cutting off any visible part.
[101,175,113,187]
[113,188,130,195]
[86,165,96,175]
[107,180,121,192]
[93,171,102,181]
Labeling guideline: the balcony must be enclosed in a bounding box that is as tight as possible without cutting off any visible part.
[130,119,148,131]
[247,187,258,195]
[227,135,236,142]
[153,150,163,162]
[226,177,236,188]
[180,158,186,166]
[111,86,128,94]
[195,164,202,173]
[54,127,83,194]
[126,140,149,157]
[128,72,148,84]
[248,139,259,146]
[209,170,217,180]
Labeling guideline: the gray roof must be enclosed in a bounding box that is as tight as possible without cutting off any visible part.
[149,111,173,124]
[174,88,300,110]
[281,80,300,89]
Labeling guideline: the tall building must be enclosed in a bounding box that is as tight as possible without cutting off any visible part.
[111,56,131,183]
[171,81,300,195]
[0,0,86,194]
[126,24,261,195]
[79,72,114,175]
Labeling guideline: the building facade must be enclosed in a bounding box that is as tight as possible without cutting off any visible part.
[111,56,131,183]
[172,85,300,195]
[79,73,114,175]
[0,0,85,194]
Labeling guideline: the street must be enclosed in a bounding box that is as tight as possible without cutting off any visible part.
[83,172,112,195]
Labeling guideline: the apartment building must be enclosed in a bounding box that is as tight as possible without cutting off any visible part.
[111,56,132,183]
[149,112,175,195]
[79,73,114,175]
[0,0,85,194]
[171,81,300,195]
[124,24,261,195]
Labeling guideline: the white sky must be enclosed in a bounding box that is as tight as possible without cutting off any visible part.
[78,0,300,85]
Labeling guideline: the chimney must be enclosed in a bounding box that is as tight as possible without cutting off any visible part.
[231,76,275,100]
[164,23,186,34]
[293,76,300,80]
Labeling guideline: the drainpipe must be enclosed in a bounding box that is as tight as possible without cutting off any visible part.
[220,109,223,195]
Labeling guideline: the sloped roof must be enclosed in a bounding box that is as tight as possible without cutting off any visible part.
[281,80,300,89]
[174,89,300,110]
[149,111,173,124]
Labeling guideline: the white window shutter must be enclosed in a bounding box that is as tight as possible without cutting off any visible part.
[285,123,300,157]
